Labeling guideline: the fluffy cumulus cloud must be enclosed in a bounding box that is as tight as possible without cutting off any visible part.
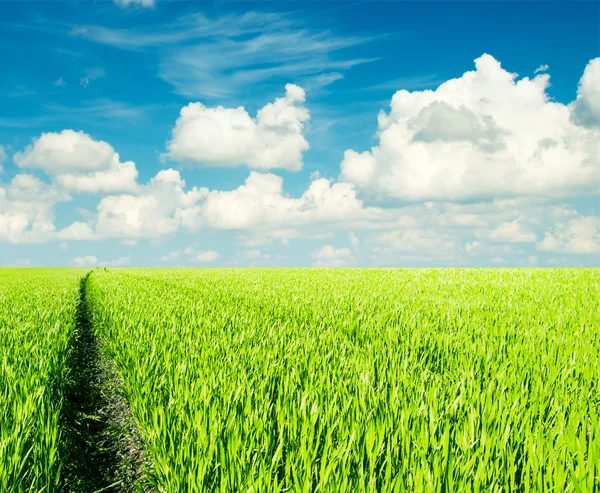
[570,58,600,129]
[312,245,354,267]
[82,169,382,241]
[2,55,598,267]
[195,250,219,263]
[160,247,219,263]
[537,216,599,254]
[72,255,98,267]
[199,171,380,230]
[1,164,378,244]
[465,240,480,254]
[165,84,309,171]
[14,130,138,194]
[95,169,205,239]
[0,174,70,244]
[57,221,96,241]
[340,54,600,201]
[488,216,537,243]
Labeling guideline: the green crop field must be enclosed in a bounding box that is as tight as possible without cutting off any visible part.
[0,269,82,491]
[1,268,599,492]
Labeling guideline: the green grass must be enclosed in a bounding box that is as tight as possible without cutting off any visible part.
[1,268,598,491]
[0,269,81,492]
[84,268,600,492]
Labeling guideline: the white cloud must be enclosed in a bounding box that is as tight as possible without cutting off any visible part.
[55,163,138,194]
[489,217,537,243]
[54,77,65,87]
[72,11,371,97]
[0,145,6,171]
[165,84,309,171]
[15,130,113,172]
[99,256,131,267]
[14,130,138,193]
[340,54,600,201]
[95,169,205,239]
[195,250,219,263]
[160,250,181,261]
[245,249,262,259]
[80,76,95,87]
[537,216,599,254]
[113,0,156,9]
[438,212,488,228]
[160,246,218,263]
[79,68,105,88]
[2,116,596,270]
[372,229,457,254]
[340,150,376,186]
[570,58,600,129]
[72,255,131,267]
[313,244,352,260]
[491,257,506,264]
[465,240,480,254]
[72,255,98,267]
[312,244,354,267]
[57,221,95,241]
[528,255,538,265]
[0,174,69,244]
[157,14,369,98]
[2,258,34,267]
[199,172,380,230]
[534,64,549,74]
[548,257,568,265]
[75,168,375,242]
[238,229,298,247]
[236,248,272,265]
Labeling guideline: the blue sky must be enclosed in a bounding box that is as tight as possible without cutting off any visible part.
[0,0,598,267]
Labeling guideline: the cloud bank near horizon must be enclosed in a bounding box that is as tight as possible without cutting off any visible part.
[1,54,598,266]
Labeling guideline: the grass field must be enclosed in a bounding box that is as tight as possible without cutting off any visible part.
[1,268,599,492]
[0,269,81,492]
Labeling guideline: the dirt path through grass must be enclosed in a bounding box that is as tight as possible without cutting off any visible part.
[60,272,151,492]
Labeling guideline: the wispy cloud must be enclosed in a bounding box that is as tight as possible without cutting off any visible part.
[43,99,148,120]
[71,11,375,99]
[0,99,165,128]
[0,116,50,129]
[5,86,37,97]
[80,67,105,88]
[362,74,445,92]
[113,0,154,9]
[70,12,296,50]
[53,47,81,58]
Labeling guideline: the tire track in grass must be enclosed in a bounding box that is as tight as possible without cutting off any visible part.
[60,272,153,492]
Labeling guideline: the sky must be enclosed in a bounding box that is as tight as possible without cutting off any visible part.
[0,0,599,268]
